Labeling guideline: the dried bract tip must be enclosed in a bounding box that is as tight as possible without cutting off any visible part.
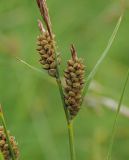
[70,44,78,61]
[64,47,85,119]
[36,0,52,38]
[36,0,40,9]
[0,126,19,160]
[38,19,45,33]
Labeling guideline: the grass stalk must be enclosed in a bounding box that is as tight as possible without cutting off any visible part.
[56,77,70,121]
[106,69,129,160]
[67,120,76,160]
[0,105,16,160]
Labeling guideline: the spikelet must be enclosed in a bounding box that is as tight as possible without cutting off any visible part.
[64,45,85,119]
[0,126,19,160]
[37,20,60,77]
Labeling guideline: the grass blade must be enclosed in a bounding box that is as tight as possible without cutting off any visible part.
[82,15,123,100]
[16,57,56,84]
[106,69,129,160]
[16,57,43,74]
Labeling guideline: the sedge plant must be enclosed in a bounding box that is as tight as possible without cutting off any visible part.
[0,1,127,160]
[34,0,123,160]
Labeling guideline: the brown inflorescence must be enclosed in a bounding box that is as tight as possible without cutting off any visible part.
[64,45,85,119]
[0,126,19,160]
[37,21,60,77]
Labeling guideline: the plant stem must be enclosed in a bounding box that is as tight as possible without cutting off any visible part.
[0,105,16,160]
[56,78,70,120]
[67,120,76,160]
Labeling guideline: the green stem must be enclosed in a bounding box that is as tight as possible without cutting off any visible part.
[67,121,76,160]
[0,106,16,160]
[56,77,70,121]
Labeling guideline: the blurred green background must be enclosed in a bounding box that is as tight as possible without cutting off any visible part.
[0,0,129,159]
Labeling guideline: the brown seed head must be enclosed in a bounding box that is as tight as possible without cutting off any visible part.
[36,1,61,78]
[64,45,85,119]
[37,26,60,77]
[0,126,19,160]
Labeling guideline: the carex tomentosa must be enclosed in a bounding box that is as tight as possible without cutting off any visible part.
[64,45,85,119]
[0,126,19,160]
[37,20,60,77]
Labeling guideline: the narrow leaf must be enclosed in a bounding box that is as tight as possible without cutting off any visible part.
[106,69,129,160]
[16,57,43,74]
[82,15,123,100]
[16,57,55,84]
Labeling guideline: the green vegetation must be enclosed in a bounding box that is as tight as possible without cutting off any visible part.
[0,0,129,160]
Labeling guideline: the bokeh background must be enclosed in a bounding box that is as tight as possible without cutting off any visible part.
[0,0,129,159]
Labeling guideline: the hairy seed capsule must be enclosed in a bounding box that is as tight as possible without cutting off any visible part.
[68,66,74,72]
[68,60,74,66]
[50,62,56,69]
[43,64,50,69]
[64,73,70,79]
[70,72,76,78]
[66,80,72,86]
[64,45,85,119]
[68,91,76,97]
[48,69,56,77]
